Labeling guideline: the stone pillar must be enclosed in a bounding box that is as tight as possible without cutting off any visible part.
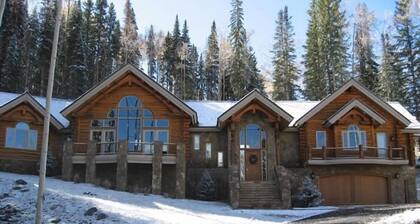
[116,141,128,191]
[229,165,240,208]
[85,141,96,184]
[61,140,73,181]
[175,143,186,198]
[152,141,163,195]
[275,166,291,208]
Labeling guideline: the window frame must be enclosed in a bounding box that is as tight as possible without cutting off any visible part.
[205,143,212,160]
[5,122,38,150]
[342,125,367,149]
[193,134,200,150]
[217,152,224,167]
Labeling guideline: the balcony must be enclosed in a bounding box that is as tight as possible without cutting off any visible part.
[308,145,409,165]
[69,141,179,164]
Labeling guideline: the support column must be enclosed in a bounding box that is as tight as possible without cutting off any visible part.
[85,141,96,184]
[152,141,162,195]
[61,140,73,181]
[116,141,128,191]
[175,143,186,198]
[275,166,291,208]
[229,164,240,208]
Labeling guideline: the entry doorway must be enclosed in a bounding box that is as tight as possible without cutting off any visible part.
[239,124,267,182]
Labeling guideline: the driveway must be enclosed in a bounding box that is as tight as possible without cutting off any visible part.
[294,204,420,224]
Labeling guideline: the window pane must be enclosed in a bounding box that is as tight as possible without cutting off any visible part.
[342,131,348,148]
[349,132,358,148]
[158,131,168,143]
[240,129,246,149]
[16,122,29,130]
[108,109,116,118]
[206,143,212,159]
[16,129,28,148]
[104,131,115,142]
[143,119,154,127]
[194,135,200,150]
[5,128,15,148]
[156,119,169,127]
[143,131,154,143]
[246,124,261,148]
[316,131,326,148]
[143,109,153,118]
[29,130,37,150]
[217,152,223,167]
[359,131,367,146]
[91,120,101,128]
[377,133,387,149]
[91,131,102,142]
[103,119,115,128]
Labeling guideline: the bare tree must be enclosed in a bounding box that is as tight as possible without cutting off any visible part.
[0,0,5,27]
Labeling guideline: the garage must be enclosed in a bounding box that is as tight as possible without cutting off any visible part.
[318,175,389,205]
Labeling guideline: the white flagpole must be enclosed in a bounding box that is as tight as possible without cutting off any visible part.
[35,0,62,223]
[0,0,6,28]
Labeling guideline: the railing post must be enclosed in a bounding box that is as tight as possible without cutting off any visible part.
[388,146,392,160]
[62,140,73,181]
[403,146,407,160]
[116,141,128,191]
[85,140,97,184]
[175,143,186,199]
[358,145,364,158]
[152,141,163,195]
[322,146,326,159]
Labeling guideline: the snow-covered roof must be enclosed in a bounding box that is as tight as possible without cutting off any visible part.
[0,91,72,128]
[0,91,419,131]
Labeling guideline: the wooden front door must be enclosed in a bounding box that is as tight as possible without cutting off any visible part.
[245,149,261,181]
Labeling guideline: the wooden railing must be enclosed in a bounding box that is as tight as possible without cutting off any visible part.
[71,141,177,155]
[309,145,407,160]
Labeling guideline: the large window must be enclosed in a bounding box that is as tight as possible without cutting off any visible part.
[240,124,266,149]
[90,96,170,153]
[342,125,367,149]
[5,122,37,150]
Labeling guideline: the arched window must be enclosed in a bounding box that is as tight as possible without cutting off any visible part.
[118,96,142,151]
[342,124,367,149]
[5,122,37,150]
[240,124,266,149]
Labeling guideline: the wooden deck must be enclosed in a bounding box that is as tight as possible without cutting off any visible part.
[72,153,176,164]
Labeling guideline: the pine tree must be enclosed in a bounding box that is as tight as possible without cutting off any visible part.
[272,6,299,100]
[121,0,140,67]
[197,54,205,100]
[185,44,199,100]
[303,0,349,100]
[227,0,248,100]
[22,8,41,93]
[93,0,109,83]
[82,0,97,88]
[303,0,325,100]
[394,0,419,118]
[204,21,220,100]
[218,35,232,100]
[246,46,264,93]
[0,0,28,92]
[65,0,87,98]
[378,33,405,102]
[160,32,175,91]
[354,3,379,92]
[146,25,157,79]
[106,3,121,73]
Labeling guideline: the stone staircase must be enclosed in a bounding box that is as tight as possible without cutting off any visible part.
[238,181,282,208]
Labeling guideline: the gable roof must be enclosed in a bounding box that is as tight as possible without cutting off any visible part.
[325,99,386,127]
[294,79,411,127]
[217,90,293,126]
[61,64,198,124]
[0,92,67,129]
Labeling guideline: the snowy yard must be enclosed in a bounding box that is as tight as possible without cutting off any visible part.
[0,172,336,223]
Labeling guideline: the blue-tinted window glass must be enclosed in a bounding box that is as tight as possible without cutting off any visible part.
[156,119,169,127]
[246,124,261,148]
[143,109,153,118]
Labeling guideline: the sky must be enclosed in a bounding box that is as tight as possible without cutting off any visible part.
[29,0,399,71]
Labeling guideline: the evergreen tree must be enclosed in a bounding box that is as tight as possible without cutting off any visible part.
[22,8,41,93]
[160,32,175,91]
[204,21,220,100]
[303,0,349,100]
[65,0,87,98]
[245,46,264,93]
[146,25,157,79]
[185,44,199,100]
[227,0,248,100]
[272,6,299,100]
[93,0,109,83]
[354,3,379,92]
[394,0,419,118]
[378,33,405,101]
[197,54,205,100]
[106,3,121,73]
[82,0,97,88]
[121,0,140,67]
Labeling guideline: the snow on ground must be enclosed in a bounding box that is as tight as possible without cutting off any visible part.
[372,208,420,224]
[0,172,336,224]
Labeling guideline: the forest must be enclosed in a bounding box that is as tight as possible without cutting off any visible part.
[0,0,418,119]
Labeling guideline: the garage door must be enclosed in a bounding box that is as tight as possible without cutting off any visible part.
[318,175,388,205]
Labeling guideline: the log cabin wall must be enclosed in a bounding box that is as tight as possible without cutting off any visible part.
[299,87,410,163]
[68,72,193,159]
[0,103,62,173]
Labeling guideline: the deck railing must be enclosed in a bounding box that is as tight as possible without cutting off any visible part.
[309,145,407,160]
[71,141,177,156]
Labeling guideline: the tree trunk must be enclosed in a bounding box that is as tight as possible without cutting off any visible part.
[0,0,5,28]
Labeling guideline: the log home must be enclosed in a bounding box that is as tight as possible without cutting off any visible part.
[0,64,419,207]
